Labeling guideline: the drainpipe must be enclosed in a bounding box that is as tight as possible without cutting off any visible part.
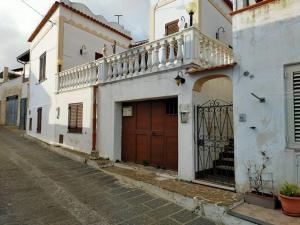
[90,85,100,159]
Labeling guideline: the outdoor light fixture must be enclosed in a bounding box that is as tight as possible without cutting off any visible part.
[175,71,185,86]
[251,92,266,103]
[180,112,189,124]
[80,45,87,55]
[184,0,196,26]
[57,59,63,72]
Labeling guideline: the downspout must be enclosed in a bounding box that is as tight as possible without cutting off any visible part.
[90,85,100,159]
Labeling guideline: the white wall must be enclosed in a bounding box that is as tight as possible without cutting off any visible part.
[55,87,93,154]
[27,10,59,143]
[232,0,300,192]
[201,0,232,46]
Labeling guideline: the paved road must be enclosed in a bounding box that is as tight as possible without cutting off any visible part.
[0,127,214,225]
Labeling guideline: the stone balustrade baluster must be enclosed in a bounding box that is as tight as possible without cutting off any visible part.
[169,38,175,66]
[107,59,112,81]
[128,52,134,76]
[112,58,118,80]
[146,45,153,72]
[176,36,183,65]
[140,48,146,73]
[160,40,167,67]
[117,56,123,79]
[123,54,129,77]
[134,50,140,76]
[152,43,160,71]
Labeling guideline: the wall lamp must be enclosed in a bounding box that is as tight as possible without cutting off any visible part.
[80,45,87,55]
[175,71,186,86]
[185,0,196,26]
[251,92,266,103]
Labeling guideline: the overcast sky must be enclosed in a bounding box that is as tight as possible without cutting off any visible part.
[0,0,150,70]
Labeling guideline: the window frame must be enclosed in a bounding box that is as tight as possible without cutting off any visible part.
[68,103,83,134]
[39,52,46,82]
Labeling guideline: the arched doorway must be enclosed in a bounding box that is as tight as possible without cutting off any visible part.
[193,75,234,187]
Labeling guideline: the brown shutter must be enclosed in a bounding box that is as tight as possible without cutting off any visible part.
[165,20,179,36]
[68,103,83,133]
[37,107,42,133]
[39,52,46,81]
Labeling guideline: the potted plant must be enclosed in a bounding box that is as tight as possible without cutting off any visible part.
[279,182,300,216]
[244,151,278,209]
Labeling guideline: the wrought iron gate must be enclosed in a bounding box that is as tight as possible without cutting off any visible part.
[194,99,234,186]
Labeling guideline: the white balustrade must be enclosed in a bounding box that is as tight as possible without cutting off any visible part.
[56,27,234,93]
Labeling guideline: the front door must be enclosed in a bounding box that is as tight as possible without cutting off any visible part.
[19,98,27,130]
[122,98,178,170]
[6,96,18,126]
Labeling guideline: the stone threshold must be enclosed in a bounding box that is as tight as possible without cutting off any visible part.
[22,132,256,225]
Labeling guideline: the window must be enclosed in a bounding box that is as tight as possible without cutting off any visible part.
[68,103,83,133]
[165,20,179,36]
[166,98,178,115]
[39,52,46,81]
[286,64,300,148]
[95,52,103,60]
[29,118,32,131]
[37,108,42,133]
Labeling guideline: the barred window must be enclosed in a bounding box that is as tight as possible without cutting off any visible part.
[68,103,83,133]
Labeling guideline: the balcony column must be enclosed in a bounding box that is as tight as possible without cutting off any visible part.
[176,36,183,65]
[146,45,153,72]
[169,38,175,66]
[122,54,129,77]
[160,40,167,67]
[107,59,113,81]
[117,55,123,80]
[140,48,146,73]
[152,43,160,71]
[134,50,140,76]
[128,52,134,76]
[112,57,118,80]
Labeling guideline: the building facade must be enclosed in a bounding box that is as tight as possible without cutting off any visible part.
[26,0,132,154]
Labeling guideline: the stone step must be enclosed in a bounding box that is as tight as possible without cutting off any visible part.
[214,158,234,167]
[219,151,234,159]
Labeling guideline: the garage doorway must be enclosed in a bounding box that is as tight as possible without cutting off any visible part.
[6,95,18,126]
[122,98,178,170]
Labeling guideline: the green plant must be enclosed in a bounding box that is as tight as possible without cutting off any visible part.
[280,183,300,197]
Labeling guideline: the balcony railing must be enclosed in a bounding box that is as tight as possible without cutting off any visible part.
[56,27,234,93]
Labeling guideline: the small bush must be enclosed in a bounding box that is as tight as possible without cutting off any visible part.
[280,182,300,197]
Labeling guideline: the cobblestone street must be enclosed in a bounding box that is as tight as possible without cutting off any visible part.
[0,127,214,225]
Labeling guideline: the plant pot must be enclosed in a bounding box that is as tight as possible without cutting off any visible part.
[244,192,277,209]
[279,194,300,216]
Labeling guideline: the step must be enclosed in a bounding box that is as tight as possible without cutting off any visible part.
[216,165,234,171]
[219,151,234,159]
[224,145,234,151]
[214,158,234,167]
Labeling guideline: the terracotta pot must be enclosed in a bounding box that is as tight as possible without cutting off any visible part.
[279,193,300,217]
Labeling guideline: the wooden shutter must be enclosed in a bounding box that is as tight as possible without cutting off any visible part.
[68,103,83,133]
[286,64,300,148]
[39,52,46,81]
[37,107,42,133]
[165,20,179,36]
[29,118,32,131]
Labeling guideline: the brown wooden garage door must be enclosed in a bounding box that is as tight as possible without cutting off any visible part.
[122,98,178,170]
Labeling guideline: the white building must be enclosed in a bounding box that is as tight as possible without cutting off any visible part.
[26,0,132,154]
[28,0,300,193]
[232,0,300,192]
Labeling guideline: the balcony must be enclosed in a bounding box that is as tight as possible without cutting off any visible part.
[56,27,234,93]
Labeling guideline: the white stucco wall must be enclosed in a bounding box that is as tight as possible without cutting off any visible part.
[55,87,93,154]
[98,68,233,181]
[27,10,59,143]
[201,0,232,46]
[232,0,300,192]
[153,0,232,46]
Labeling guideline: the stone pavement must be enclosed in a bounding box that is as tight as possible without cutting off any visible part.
[0,127,215,225]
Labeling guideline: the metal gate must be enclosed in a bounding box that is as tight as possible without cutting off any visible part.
[194,99,234,186]
[19,98,27,130]
[6,95,18,126]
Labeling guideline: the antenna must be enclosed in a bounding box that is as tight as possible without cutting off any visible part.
[114,15,123,24]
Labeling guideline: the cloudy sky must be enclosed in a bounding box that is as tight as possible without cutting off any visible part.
[0,0,150,70]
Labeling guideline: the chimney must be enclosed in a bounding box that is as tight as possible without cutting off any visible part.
[3,67,9,82]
